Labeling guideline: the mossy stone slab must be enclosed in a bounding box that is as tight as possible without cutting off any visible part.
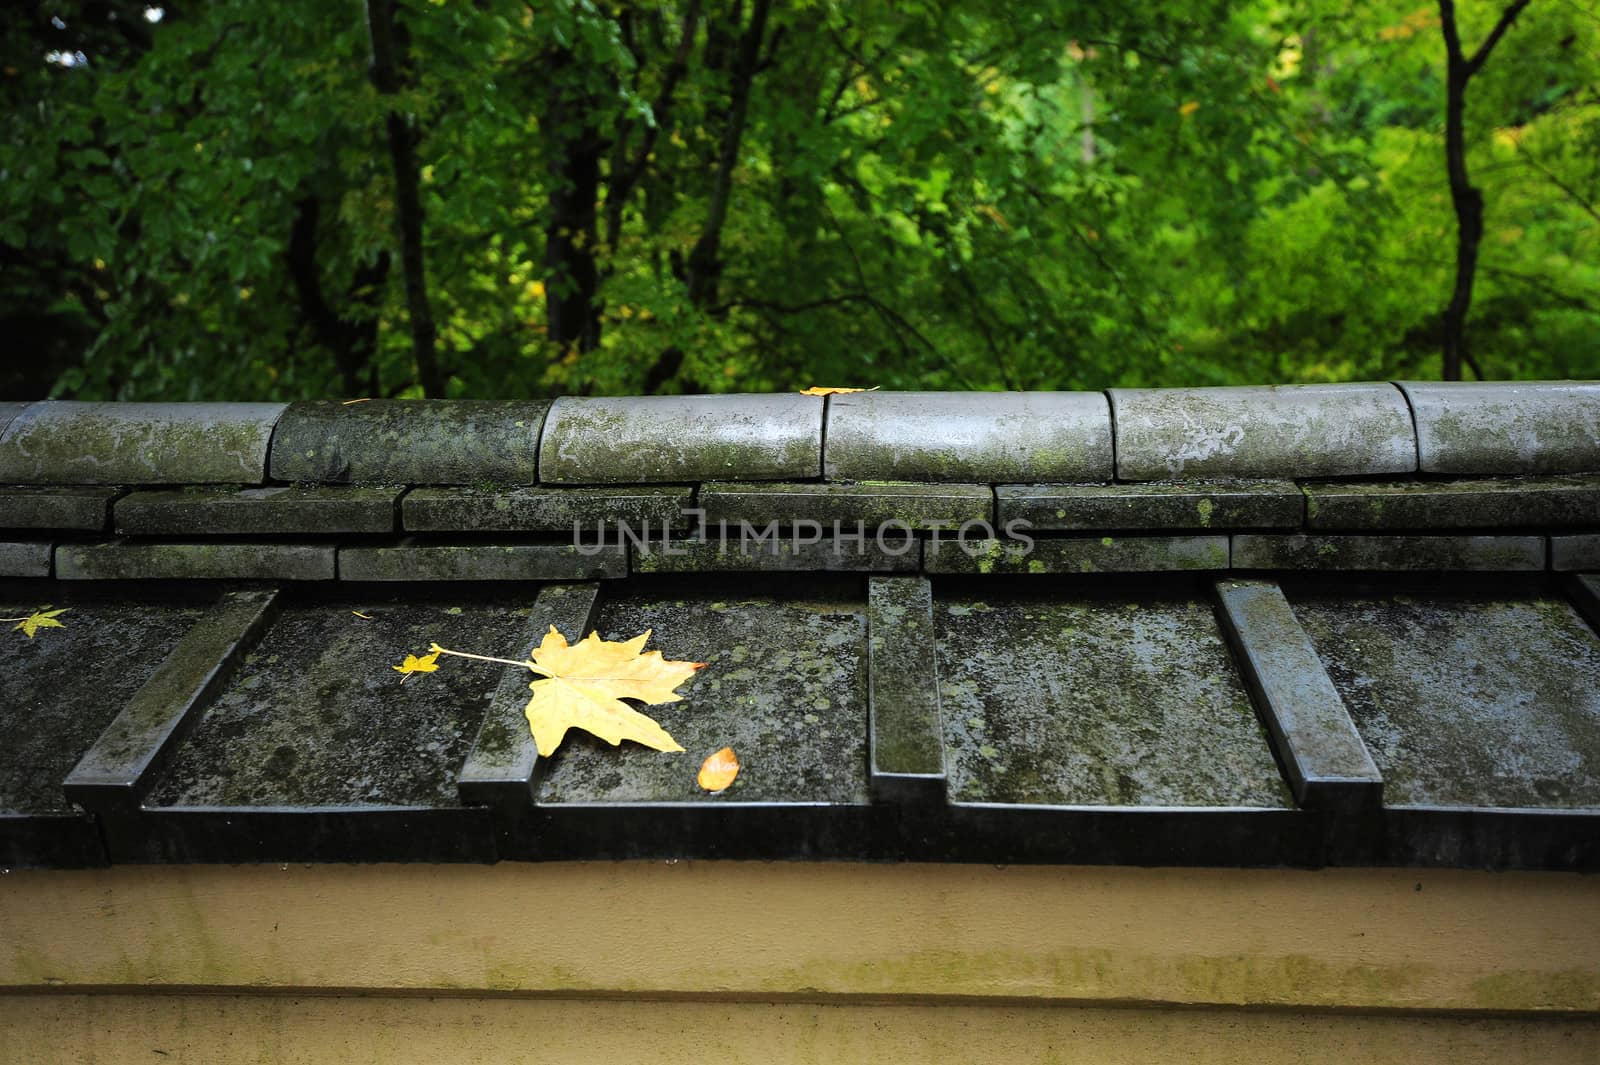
[1304,476,1600,530]
[1109,384,1415,481]
[1292,589,1600,808]
[1232,534,1544,571]
[116,485,399,536]
[0,401,287,485]
[632,534,919,573]
[0,542,51,577]
[934,588,1290,807]
[269,400,550,485]
[539,394,823,484]
[404,486,693,533]
[338,543,626,581]
[536,581,869,804]
[0,594,206,814]
[1552,535,1600,572]
[56,542,336,581]
[701,481,992,531]
[145,599,534,808]
[867,577,945,804]
[824,391,1112,483]
[0,486,121,531]
[924,535,1227,574]
[999,481,1302,531]
[1398,381,1600,475]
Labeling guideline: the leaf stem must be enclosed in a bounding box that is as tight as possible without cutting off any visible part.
[429,644,555,678]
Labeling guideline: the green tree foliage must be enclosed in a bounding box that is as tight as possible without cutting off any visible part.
[2,0,1596,400]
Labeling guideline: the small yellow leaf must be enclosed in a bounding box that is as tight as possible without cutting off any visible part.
[341,397,373,405]
[799,386,879,396]
[1179,100,1200,117]
[352,610,373,619]
[10,607,68,639]
[393,649,441,682]
[522,627,704,756]
[698,747,740,792]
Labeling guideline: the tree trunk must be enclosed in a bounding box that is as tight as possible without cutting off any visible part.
[287,195,391,396]
[543,47,604,354]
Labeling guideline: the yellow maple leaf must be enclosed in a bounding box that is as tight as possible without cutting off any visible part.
[392,648,441,682]
[6,607,68,639]
[518,627,704,756]
[799,385,879,396]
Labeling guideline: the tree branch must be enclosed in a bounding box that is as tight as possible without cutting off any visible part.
[1467,0,1532,76]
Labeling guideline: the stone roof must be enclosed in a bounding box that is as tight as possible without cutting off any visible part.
[1,381,1597,870]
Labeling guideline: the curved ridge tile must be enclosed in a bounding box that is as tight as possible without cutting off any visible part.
[1397,380,1600,475]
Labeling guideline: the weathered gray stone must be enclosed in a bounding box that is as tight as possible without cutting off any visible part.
[1214,579,1381,810]
[269,400,550,485]
[146,598,536,807]
[338,542,626,581]
[824,391,1112,483]
[1571,574,1600,632]
[999,480,1302,531]
[1,594,206,814]
[0,542,51,577]
[539,394,822,484]
[63,590,281,813]
[404,486,693,533]
[1398,380,1600,475]
[867,576,945,804]
[116,485,399,536]
[1304,476,1600,530]
[0,486,122,530]
[1232,534,1544,571]
[0,402,34,441]
[924,535,1228,574]
[935,588,1290,806]
[1109,384,1416,481]
[632,533,919,573]
[701,481,991,531]
[457,583,601,809]
[1552,534,1600,572]
[537,580,869,804]
[55,542,336,580]
[0,401,286,484]
[1292,589,1600,808]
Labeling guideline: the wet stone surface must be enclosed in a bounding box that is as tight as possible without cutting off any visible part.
[0,542,51,577]
[536,578,870,805]
[934,586,1290,807]
[270,400,550,485]
[338,542,626,581]
[0,594,206,814]
[925,535,1227,574]
[404,486,694,533]
[1399,381,1600,475]
[1292,588,1600,808]
[148,598,534,808]
[1552,535,1600,572]
[116,485,399,536]
[701,481,992,531]
[0,486,121,531]
[998,481,1302,531]
[56,541,336,581]
[1231,534,1544,571]
[1303,476,1600,530]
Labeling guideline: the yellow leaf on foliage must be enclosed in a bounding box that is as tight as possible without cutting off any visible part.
[8,607,68,639]
[522,626,703,756]
[392,649,441,682]
[698,747,740,792]
[1179,100,1200,117]
[799,386,879,396]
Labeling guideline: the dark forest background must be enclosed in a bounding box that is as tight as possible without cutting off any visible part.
[3,1,1597,401]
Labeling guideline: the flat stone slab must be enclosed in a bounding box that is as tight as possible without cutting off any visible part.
[56,542,335,581]
[145,598,537,808]
[867,577,944,802]
[700,481,992,531]
[1304,476,1600,530]
[633,534,919,573]
[536,580,869,805]
[0,593,206,815]
[0,401,286,484]
[824,391,1112,483]
[1109,384,1416,480]
[1232,535,1544,571]
[0,486,121,530]
[1398,381,1600,475]
[116,486,399,536]
[270,400,550,485]
[925,535,1227,574]
[934,588,1290,807]
[0,542,51,577]
[339,543,626,581]
[1553,535,1600,572]
[539,394,823,484]
[1291,588,1600,808]
[403,486,692,534]
[999,481,1302,531]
